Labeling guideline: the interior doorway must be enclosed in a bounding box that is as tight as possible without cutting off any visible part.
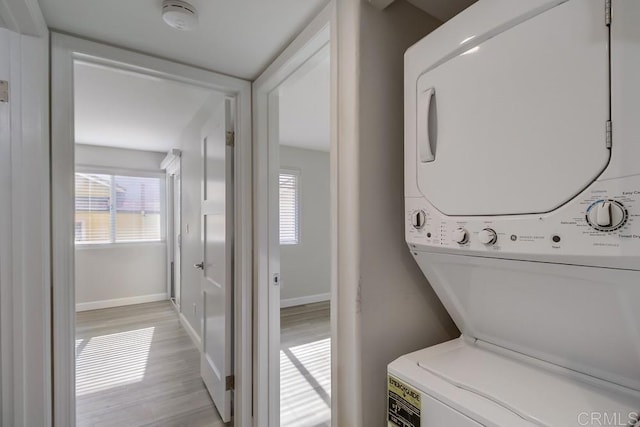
[51,33,253,427]
[71,56,234,426]
[277,48,332,427]
[253,5,334,426]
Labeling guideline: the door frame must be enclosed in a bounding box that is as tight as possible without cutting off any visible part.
[252,3,336,425]
[0,1,50,425]
[162,149,182,310]
[51,33,253,427]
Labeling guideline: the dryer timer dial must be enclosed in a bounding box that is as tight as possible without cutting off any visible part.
[478,228,498,245]
[411,210,426,230]
[586,200,628,232]
[452,228,469,244]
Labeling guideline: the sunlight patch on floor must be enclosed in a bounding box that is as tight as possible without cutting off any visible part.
[75,326,155,396]
[280,338,331,427]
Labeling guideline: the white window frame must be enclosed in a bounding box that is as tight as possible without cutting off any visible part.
[74,166,167,247]
[279,168,301,245]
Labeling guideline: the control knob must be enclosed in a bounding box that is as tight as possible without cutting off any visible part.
[452,228,469,244]
[412,210,426,230]
[478,228,498,245]
[586,200,627,232]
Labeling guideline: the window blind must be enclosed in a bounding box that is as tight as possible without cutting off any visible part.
[279,171,299,245]
[75,173,112,243]
[75,173,162,244]
[114,175,162,242]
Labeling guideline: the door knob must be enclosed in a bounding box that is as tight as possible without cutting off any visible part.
[194,262,204,270]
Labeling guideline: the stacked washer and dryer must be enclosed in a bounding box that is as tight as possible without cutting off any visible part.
[389,0,640,426]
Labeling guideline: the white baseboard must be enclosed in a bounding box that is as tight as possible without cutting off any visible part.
[281,292,331,308]
[179,312,202,351]
[76,293,168,312]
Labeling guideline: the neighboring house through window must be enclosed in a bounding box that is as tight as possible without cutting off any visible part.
[75,220,85,241]
[75,172,162,244]
[279,170,300,245]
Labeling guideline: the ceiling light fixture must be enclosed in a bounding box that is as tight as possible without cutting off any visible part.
[162,0,198,31]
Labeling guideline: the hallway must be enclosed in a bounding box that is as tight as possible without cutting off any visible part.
[75,301,224,427]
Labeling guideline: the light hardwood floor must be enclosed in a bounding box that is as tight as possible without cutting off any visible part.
[76,300,331,427]
[75,301,225,427]
[280,301,331,427]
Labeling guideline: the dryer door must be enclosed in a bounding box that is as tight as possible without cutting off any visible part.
[415,0,610,216]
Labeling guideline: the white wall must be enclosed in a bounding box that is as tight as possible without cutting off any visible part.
[278,54,330,152]
[75,243,167,309]
[75,143,166,171]
[74,144,168,310]
[279,146,330,306]
[335,1,459,425]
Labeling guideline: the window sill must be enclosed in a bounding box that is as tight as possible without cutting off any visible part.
[75,241,166,250]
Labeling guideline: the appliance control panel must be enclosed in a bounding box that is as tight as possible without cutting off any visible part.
[406,175,640,264]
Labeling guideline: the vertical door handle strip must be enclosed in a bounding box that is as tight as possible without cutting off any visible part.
[418,87,435,162]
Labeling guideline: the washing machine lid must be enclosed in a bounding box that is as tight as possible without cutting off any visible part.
[411,339,640,427]
[413,252,640,392]
[411,0,610,216]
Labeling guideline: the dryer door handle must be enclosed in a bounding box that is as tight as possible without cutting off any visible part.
[418,87,436,163]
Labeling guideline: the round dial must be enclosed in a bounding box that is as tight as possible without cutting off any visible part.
[478,228,498,245]
[586,200,627,232]
[412,210,426,230]
[452,228,469,244]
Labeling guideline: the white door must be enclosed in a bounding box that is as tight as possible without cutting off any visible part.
[199,99,234,422]
[414,0,610,216]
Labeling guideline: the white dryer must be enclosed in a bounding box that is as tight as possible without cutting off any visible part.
[391,0,640,426]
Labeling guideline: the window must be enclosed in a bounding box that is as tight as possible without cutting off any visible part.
[75,172,162,244]
[279,171,299,245]
[75,221,85,241]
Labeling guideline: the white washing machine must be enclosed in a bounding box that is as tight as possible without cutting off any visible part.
[391,0,640,426]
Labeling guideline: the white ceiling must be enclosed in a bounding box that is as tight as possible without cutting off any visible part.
[406,0,477,22]
[278,51,330,152]
[38,0,329,80]
[74,61,214,152]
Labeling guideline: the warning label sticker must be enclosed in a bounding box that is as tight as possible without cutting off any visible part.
[388,375,421,427]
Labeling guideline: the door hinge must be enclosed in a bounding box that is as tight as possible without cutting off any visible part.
[225,375,235,391]
[226,131,235,147]
[606,120,612,148]
[605,0,611,25]
[0,81,8,103]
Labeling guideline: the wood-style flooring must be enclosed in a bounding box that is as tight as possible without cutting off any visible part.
[75,300,331,427]
[280,301,331,427]
[75,301,225,427]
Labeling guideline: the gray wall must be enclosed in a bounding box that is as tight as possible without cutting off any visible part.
[335,1,459,425]
[74,145,167,308]
[280,145,330,305]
